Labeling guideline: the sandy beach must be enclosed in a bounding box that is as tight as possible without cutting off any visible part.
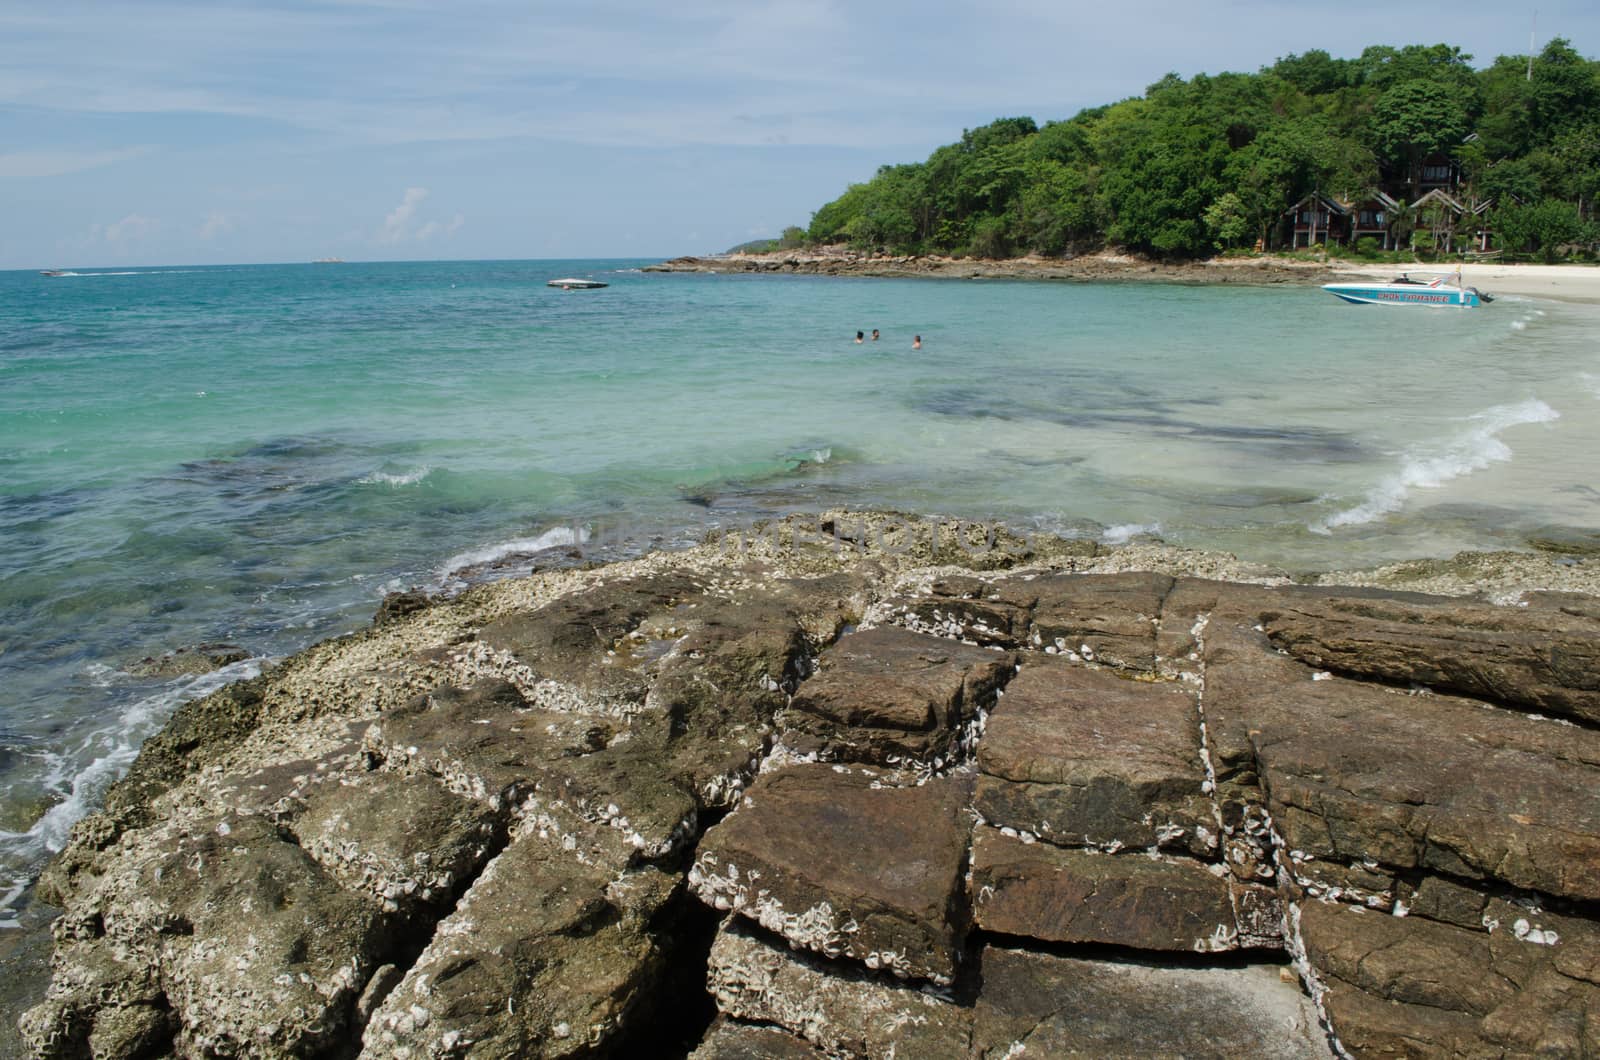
[1328,260,1600,304]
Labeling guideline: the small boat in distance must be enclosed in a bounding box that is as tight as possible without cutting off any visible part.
[312,257,344,264]
[40,269,67,277]
[547,277,608,290]
[1322,270,1492,308]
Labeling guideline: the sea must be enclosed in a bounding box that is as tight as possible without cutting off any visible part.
[2,257,1598,921]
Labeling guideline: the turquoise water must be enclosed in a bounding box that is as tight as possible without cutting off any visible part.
[3,258,1598,917]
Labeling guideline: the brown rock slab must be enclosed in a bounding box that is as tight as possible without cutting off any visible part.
[689,1017,826,1059]
[970,945,1330,1059]
[880,572,1171,666]
[374,588,431,625]
[1203,621,1600,902]
[974,661,1215,858]
[1262,593,1600,725]
[19,943,169,1060]
[1297,897,1600,1057]
[362,829,678,1059]
[971,828,1261,952]
[691,764,975,984]
[785,626,1014,767]
[366,679,699,859]
[886,580,1029,647]
[705,919,971,1059]
[124,642,251,679]
[642,592,813,807]
[285,770,502,917]
[1023,571,1172,670]
[477,570,706,697]
[26,813,391,1058]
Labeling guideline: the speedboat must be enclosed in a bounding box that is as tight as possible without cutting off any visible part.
[1322,271,1491,308]
[547,277,608,290]
[40,269,66,277]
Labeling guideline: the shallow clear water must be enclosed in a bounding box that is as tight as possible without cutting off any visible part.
[2,258,1597,918]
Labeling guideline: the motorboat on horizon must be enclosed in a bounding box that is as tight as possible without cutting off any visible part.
[1322,270,1492,308]
[547,277,608,289]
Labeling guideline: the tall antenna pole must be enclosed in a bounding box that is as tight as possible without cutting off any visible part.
[1528,10,1537,81]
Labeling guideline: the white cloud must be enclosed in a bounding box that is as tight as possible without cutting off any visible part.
[379,186,429,243]
[102,214,157,243]
[415,213,464,241]
[0,146,150,178]
[198,211,235,240]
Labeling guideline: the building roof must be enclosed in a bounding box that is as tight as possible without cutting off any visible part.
[1282,191,1349,217]
[1413,189,1465,213]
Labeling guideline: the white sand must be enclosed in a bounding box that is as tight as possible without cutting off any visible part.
[1329,262,1600,304]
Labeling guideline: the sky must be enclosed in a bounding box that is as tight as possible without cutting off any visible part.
[4,1,1598,268]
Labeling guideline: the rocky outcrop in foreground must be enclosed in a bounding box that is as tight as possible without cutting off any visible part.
[21,515,1600,1057]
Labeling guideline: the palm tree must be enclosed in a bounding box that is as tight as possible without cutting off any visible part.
[1386,198,1417,254]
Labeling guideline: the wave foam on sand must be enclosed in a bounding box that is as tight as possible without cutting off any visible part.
[1314,399,1560,533]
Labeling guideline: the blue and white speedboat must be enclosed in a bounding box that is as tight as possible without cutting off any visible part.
[1322,271,1491,308]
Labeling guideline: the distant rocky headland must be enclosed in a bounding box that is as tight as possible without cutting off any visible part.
[18,512,1600,1057]
[644,248,1341,285]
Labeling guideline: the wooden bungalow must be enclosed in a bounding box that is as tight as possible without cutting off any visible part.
[1417,152,1461,193]
[1283,193,1350,248]
[1348,191,1399,250]
[1466,196,1498,253]
[1412,189,1467,252]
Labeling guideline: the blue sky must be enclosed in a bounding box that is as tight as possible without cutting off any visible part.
[4,1,1596,267]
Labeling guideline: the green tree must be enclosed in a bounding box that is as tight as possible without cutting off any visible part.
[1479,157,1540,205]
[1203,192,1252,250]
[807,183,870,244]
[796,37,1597,265]
[1356,43,1478,93]
[1551,122,1600,214]
[1386,198,1419,252]
[1225,118,1375,243]
[1370,81,1472,186]
[1476,54,1535,158]
[1495,199,1584,260]
[1530,39,1600,142]
[1100,122,1225,255]
[1269,49,1352,95]
[1019,158,1100,254]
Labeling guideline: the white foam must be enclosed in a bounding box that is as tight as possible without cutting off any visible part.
[359,465,433,487]
[439,525,590,580]
[1103,521,1161,544]
[1315,399,1560,533]
[0,657,268,924]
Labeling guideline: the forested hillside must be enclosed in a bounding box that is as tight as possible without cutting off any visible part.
[800,40,1600,260]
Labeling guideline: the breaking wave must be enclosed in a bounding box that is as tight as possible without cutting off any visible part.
[438,525,591,582]
[1314,399,1560,533]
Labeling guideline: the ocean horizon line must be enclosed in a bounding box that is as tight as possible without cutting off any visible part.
[6,254,681,273]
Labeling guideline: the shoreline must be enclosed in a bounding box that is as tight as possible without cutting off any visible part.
[646,248,1600,302]
[645,248,1340,285]
[1328,260,1600,304]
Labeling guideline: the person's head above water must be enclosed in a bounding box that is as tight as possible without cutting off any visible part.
[855,330,864,343]
[871,329,880,340]
[912,334,922,348]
